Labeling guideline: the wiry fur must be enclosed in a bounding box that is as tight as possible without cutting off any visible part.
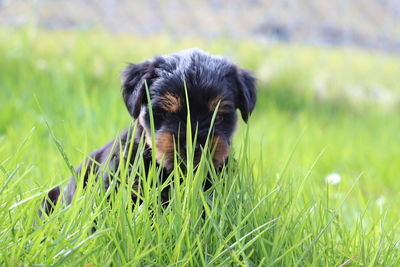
[41,48,256,215]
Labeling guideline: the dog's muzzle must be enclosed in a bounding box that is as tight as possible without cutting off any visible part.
[154,132,229,170]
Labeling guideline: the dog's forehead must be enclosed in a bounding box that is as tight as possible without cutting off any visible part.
[154,48,233,80]
[148,49,237,113]
[151,49,235,101]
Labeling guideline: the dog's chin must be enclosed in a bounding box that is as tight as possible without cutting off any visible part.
[156,156,224,172]
[156,140,229,171]
[149,129,229,171]
[157,158,175,171]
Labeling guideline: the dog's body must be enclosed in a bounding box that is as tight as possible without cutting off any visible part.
[42,48,256,215]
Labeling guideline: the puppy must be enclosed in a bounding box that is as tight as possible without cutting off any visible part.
[41,48,256,215]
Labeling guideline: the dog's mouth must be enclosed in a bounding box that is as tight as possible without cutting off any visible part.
[153,132,229,170]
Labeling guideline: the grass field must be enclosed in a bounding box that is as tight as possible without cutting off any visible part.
[1,27,400,265]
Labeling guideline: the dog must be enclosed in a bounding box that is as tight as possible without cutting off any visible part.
[41,48,256,215]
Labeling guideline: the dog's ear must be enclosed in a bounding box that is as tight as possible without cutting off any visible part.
[235,67,257,122]
[121,61,155,118]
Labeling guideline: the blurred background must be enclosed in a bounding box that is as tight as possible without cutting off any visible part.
[2,2,400,264]
[1,0,400,224]
[1,0,400,51]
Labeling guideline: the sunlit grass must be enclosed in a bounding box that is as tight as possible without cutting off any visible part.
[1,27,400,265]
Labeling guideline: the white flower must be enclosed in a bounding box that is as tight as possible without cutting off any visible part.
[325,173,341,185]
[376,196,386,209]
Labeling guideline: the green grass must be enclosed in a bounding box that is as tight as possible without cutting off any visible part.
[1,27,400,265]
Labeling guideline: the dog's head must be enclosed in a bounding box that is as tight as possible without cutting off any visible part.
[121,49,256,170]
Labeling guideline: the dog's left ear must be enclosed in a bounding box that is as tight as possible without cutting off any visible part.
[235,68,257,122]
[121,61,155,119]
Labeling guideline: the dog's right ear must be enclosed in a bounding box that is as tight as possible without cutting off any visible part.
[234,67,257,123]
[121,61,155,118]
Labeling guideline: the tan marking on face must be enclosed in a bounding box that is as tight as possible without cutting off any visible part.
[156,132,175,170]
[159,92,181,113]
[211,136,229,168]
[208,95,231,114]
[138,108,175,169]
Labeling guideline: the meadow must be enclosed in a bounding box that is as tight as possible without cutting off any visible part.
[1,27,400,265]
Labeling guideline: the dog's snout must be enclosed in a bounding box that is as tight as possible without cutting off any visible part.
[178,136,206,153]
[180,141,201,151]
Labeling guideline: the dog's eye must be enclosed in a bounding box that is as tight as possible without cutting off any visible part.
[152,109,166,123]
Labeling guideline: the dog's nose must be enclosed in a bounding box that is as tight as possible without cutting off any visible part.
[181,143,201,152]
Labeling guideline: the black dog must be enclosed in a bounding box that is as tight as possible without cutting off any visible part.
[41,48,256,215]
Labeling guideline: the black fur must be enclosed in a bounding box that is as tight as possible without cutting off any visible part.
[122,61,155,118]
[41,48,256,215]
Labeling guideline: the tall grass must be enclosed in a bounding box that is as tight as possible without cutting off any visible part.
[1,27,400,265]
